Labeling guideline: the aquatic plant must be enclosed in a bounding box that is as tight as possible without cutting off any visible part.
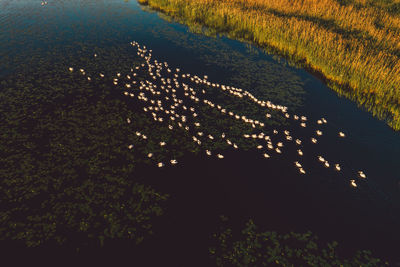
[0,37,371,250]
[137,0,400,130]
[209,216,388,266]
[0,45,169,248]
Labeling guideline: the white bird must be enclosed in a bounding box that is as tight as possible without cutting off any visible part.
[148,153,153,158]
[358,171,366,179]
[68,67,73,72]
[335,164,341,171]
[350,179,357,187]
[79,42,361,180]
[294,161,302,168]
[158,162,164,167]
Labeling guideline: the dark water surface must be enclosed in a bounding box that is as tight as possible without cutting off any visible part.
[1,0,399,265]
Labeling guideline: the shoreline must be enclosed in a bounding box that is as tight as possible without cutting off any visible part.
[137,0,400,131]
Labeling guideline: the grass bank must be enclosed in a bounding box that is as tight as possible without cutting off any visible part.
[137,0,400,130]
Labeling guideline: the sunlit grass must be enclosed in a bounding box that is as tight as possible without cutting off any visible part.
[138,0,400,130]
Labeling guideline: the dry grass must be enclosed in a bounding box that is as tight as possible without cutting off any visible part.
[138,0,400,130]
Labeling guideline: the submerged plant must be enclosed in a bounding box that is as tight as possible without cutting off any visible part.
[209,217,388,266]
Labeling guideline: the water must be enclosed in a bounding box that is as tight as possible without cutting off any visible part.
[1,0,399,265]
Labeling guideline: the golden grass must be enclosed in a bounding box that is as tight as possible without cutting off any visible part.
[138,0,400,130]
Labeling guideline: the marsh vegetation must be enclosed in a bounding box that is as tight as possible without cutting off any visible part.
[210,217,387,266]
[0,45,169,248]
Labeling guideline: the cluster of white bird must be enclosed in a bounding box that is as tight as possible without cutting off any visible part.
[68,40,367,188]
[41,1,48,6]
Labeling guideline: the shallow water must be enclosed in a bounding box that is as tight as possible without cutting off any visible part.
[1,0,399,265]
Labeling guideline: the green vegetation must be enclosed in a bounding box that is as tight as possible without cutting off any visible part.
[0,41,287,249]
[210,217,387,266]
[137,0,400,130]
[0,45,170,248]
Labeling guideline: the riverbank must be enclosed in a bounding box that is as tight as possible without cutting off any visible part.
[137,0,400,130]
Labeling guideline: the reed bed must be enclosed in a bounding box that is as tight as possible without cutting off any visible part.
[138,0,400,130]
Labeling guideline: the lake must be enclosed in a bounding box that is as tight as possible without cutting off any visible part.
[1,0,399,265]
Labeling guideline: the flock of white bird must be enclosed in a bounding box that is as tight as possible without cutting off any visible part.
[68,41,368,189]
